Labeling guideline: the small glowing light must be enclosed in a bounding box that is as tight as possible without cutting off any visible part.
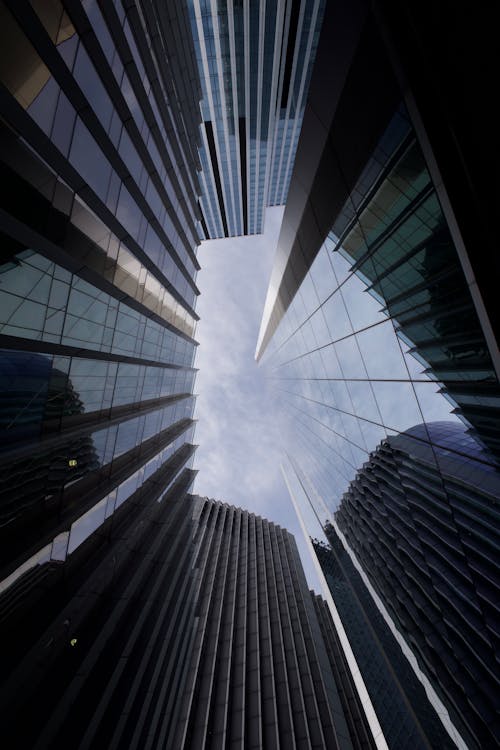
[70,638,77,647]
[68,459,78,467]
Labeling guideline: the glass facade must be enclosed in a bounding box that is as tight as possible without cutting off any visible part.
[261,106,499,514]
[0,0,200,603]
[333,422,499,749]
[258,22,500,749]
[312,533,456,750]
[189,0,325,238]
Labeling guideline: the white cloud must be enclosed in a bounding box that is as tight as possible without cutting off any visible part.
[192,207,322,588]
[193,206,284,505]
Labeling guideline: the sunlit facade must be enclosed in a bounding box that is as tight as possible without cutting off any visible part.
[189,0,325,237]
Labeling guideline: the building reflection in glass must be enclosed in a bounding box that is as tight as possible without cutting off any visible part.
[0,350,98,533]
[285,421,499,750]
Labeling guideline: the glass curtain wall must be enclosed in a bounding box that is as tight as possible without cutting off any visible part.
[262,105,499,514]
[262,104,500,749]
[0,0,200,602]
[188,0,325,238]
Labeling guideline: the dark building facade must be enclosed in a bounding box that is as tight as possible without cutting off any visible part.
[0,492,359,749]
[0,0,200,603]
[285,457,460,750]
[173,497,356,750]
[0,0,205,743]
[256,7,500,744]
[283,416,500,749]
[0,464,198,749]
[334,423,500,750]
[310,591,377,750]
[312,534,459,750]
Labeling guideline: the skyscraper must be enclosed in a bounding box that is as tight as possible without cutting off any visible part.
[311,536,456,750]
[310,591,378,750]
[334,423,500,749]
[0,0,200,593]
[0,490,362,749]
[173,497,356,750]
[0,0,205,739]
[256,0,499,459]
[189,0,325,238]
[256,1,500,747]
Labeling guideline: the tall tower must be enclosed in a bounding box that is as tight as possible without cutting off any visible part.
[0,492,361,749]
[0,0,200,598]
[174,497,357,750]
[334,423,500,749]
[256,0,500,459]
[311,536,458,750]
[310,591,377,750]
[256,6,500,743]
[189,0,325,237]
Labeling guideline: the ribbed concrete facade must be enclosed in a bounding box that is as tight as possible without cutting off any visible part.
[175,497,355,750]
[0,491,357,749]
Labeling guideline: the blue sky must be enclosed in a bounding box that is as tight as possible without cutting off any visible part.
[192,206,323,588]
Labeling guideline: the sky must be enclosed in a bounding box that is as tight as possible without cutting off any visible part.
[190,201,464,590]
[192,206,323,588]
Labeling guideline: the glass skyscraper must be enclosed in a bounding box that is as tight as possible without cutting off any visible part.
[257,2,500,748]
[334,423,499,749]
[189,0,325,238]
[258,102,499,501]
[0,0,200,613]
[311,533,456,750]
